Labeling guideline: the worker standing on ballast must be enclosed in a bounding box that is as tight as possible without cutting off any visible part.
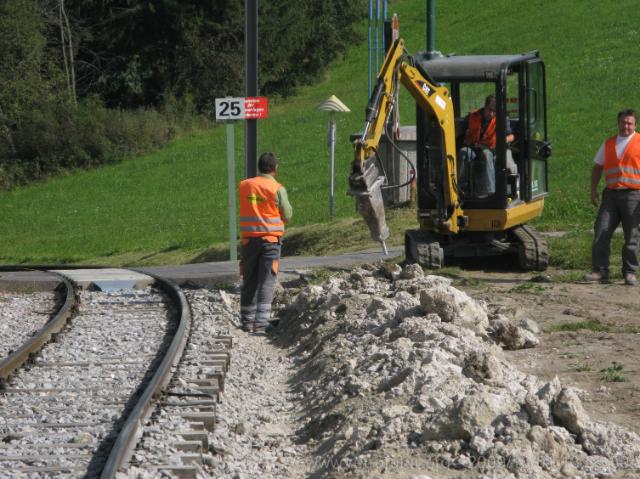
[239,152,293,333]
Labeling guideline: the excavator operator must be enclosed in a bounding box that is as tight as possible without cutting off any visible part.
[458,94,515,199]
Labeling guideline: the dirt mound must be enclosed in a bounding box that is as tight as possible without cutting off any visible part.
[276,264,640,478]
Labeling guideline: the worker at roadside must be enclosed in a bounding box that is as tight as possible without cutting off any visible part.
[238,152,293,333]
[585,109,640,286]
[458,94,515,198]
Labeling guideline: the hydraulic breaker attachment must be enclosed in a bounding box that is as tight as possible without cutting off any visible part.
[348,155,390,254]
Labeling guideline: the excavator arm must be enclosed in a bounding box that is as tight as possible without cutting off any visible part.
[349,38,464,253]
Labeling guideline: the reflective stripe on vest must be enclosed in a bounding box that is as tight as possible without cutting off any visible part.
[464,110,496,148]
[238,176,285,238]
[603,133,640,189]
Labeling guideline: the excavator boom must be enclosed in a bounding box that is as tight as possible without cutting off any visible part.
[348,39,463,253]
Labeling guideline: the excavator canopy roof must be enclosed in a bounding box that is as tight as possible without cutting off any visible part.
[415,52,540,82]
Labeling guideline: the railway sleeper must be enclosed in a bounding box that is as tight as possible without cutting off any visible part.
[176,412,216,431]
[173,440,203,453]
[0,465,86,474]
[153,465,199,478]
[0,452,91,461]
[180,453,215,466]
[176,430,209,448]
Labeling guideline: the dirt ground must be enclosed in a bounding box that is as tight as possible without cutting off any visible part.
[452,267,640,436]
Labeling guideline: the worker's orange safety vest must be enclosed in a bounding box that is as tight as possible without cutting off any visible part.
[238,176,285,240]
[603,133,640,190]
[464,110,496,148]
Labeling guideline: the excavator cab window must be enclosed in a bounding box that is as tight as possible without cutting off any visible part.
[443,79,518,206]
[523,60,549,201]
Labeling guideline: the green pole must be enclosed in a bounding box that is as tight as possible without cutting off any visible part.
[427,0,436,58]
[226,122,238,261]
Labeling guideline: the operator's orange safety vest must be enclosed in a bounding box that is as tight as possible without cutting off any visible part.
[238,175,285,241]
[464,110,496,148]
[603,133,640,190]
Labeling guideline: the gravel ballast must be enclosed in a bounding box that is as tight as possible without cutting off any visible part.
[4,263,640,478]
[0,291,59,359]
[127,264,640,478]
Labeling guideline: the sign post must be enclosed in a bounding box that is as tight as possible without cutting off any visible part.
[215,97,269,261]
[225,122,237,261]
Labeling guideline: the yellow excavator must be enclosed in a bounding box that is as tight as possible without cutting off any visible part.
[349,38,550,270]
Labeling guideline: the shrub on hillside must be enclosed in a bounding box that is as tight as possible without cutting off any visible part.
[0,97,199,189]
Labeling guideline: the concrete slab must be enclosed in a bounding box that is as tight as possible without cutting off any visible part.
[51,268,154,291]
[0,271,61,292]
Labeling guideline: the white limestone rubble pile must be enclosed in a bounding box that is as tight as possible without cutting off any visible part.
[276,263,640,478]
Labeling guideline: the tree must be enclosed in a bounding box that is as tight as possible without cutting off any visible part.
[0,1,52,156]
[64,0,366,111]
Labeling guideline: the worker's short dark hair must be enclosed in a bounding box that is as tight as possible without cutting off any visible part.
[258,152,278,174]
[617,109,637,122]
[484,94,496,106]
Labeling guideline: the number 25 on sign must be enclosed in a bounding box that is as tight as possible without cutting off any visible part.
[215,97,269,121]
[215,97,245,121]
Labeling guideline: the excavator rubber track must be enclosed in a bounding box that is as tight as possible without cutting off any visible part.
[405,230,444,269]
[511,224,549,271]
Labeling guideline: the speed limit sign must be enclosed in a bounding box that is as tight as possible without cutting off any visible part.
[215,97,245,121]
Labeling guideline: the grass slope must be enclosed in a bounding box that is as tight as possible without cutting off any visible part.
[1,0,638,268]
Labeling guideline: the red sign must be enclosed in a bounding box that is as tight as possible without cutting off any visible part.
[245,97,269,119]
[392,14,399,41]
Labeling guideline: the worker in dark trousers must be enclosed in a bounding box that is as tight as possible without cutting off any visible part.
[238,152,292,333]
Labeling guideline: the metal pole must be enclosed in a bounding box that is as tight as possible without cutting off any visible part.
[427,0,436,58]
[329,113,336,219]
[375,0,380,73]
[382,0,388,54]
[245,0,258,178]
[226,123,238,261]
[368,0,372,96]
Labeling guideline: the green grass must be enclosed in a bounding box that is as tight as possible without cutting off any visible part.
[0,0,637,265]
[510,282,547,293]
[601,362,627,382]
[575,364,592,372]
[548,319,610,333]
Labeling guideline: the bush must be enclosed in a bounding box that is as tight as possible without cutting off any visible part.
[0,97,206,189]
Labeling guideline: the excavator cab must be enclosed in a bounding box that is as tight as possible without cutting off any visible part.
[410,52,550,270]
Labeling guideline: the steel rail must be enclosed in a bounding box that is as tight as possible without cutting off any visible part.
[100,270,191,478]
[0,268,77,382]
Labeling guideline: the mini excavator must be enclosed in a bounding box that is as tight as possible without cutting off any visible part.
[348,38,551,270]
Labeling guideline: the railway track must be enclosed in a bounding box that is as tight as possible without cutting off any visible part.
[0,267,208,478]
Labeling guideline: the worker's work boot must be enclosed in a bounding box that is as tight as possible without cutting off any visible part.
[251,322,269,335]
[583,271,609,283]
[624,273,637,286]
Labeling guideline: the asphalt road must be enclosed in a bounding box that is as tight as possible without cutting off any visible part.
[0,246,403,290]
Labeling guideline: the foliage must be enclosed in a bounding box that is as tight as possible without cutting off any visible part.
[67,0,367,110]
[0,1,57,151]
[0,0,366,189]
[509,282,547,294]
[0,0,215,188]
[600,362,626,383]
[574,364,592,372]
[0,94,200,189]
[548,320,610,333]
[0,0,638,266]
